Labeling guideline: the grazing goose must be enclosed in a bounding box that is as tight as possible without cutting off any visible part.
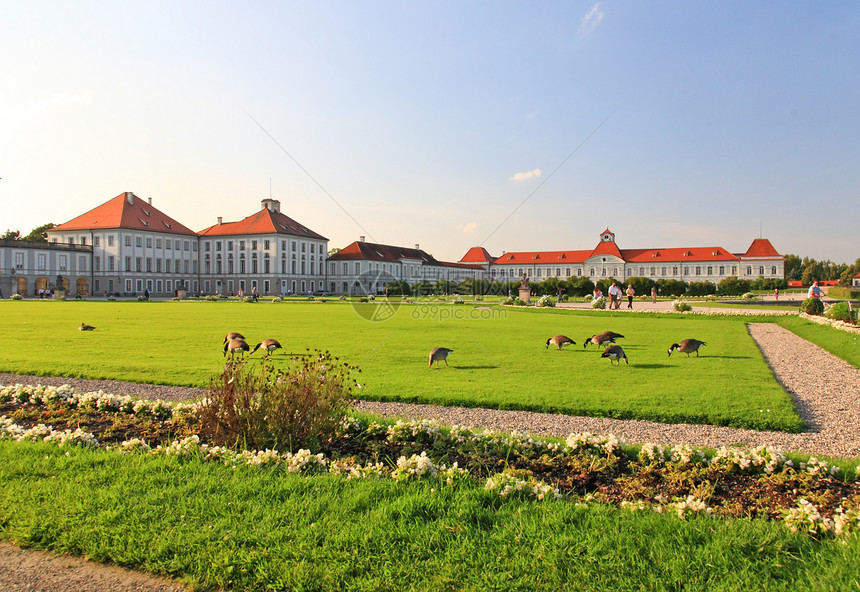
[223,338,250,357]
[223,332,245,344]
[429,347,453,368]
[545,335,576,350]
[668,339,706,357]
[584,331,624,349]
[251,338,282,357]
[78,322,96,331]
[601,345,628,366]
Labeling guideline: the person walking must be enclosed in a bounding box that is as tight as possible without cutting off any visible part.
[774,288,779,301]
[608,282,621,309]
[626,284,635,309]
[808,281,821,299]
[651,286,658,303]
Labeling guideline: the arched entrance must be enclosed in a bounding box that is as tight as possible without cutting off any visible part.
[76,278,89,297]
[35,277,48,295]
[17,277,27,295]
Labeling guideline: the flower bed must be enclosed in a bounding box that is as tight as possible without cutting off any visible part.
[3,382,860,539]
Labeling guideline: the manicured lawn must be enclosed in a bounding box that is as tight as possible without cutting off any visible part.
[2,442,858,592]
[0,300,818,432]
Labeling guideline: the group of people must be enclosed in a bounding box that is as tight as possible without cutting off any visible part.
[593,282,658,309]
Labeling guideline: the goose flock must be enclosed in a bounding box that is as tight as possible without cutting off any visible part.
[431,330,707,369]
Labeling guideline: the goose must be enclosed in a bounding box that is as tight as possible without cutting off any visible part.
[78,323,96,331]
[601,345,628,366]
[668,339,706,357]
[584,331,624,349]
[223,332,245,344]
[251,338,282,357]
[223,338,250,357]
[429,347,453,368]
[545,335,576,350]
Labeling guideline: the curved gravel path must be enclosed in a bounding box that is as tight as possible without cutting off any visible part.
[1,322,859,591]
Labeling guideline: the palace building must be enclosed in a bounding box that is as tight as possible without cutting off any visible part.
[464,228,784,285]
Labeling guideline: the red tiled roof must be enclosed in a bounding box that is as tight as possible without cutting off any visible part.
[52,192,196,235]
[621,247,739,263]
[741,238,781,258]
[328,241,440,264]
[589,240,624,259]
[198,207,326,240]
[492,250,592,265]
[459,246,494,263]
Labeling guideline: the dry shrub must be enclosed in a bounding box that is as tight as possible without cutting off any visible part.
[197,350,358,452]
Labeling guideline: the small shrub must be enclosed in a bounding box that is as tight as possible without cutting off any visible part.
[536,295,555,308]
[452,296,465,305]
[591,296,606,309]
[197,352,358,452]
[205,295,219,301]
[107,295,117,301]
[742,292,757,300]
[137,295,147,302]
[11,294,23,300]
[824,302,852,321]
[673,298,692,312]
[800,298,825,315]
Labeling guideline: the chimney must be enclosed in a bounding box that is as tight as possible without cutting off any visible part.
[217,217,223,225]
[147,197,152,206]
[415,244,420,250]
[359,236,366,243]
[126,191,134,205]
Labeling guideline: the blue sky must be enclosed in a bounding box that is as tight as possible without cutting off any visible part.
[2,1,858,263]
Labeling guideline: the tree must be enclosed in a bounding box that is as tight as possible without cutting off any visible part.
[717,276,751,296]
[23,223,55,242]
[327,247,341,257]
[783,254,802,280]
[1,229,21,240]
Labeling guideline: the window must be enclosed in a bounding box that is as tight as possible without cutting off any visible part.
[684,266,689,275]
[15,253,24,269]
[661,267,666,276]
[301,243,306,253]
[68,237,74,245]
[227,241,233,250]
[601,268,606,276]
[566,268,571,277]
[175,240,180,250]
[125,236,132,247]
[639,267,644,275]
[108,235,114,246]
[108,256,115,271]
[240,240,245,250]
[240,258,246,273]
[695,266,701,275]
[342,262,348,274]
[577,268,582,276]
[94,236,100,247]
[537,268,543,277]
[136,237,142,248]
[146,258,152,272]
[264,240,270,250]
[202,242,207,252]
[126,280,132,292]
[125,257,131,271]
[251,240,258,250]
[136,280,142,292]
[673,266,678,275]
[354,262,360,274]
[228,258,233,274]
[184,261,189,273]
[771,266,777,275]
[156,259,162,272]
[81,237,87,246]
[650,267,655,276]
[59,255,67,270]
[184,241,189,251]
[156,280,162,292]
[759,266,765,276]
[719,266,724,275]
[590,268,595,276]
[94,257,101,271]
[146,238,152,248]
[216,242,222,252]
[156,238,162,249]
[732,266,737,275]
[746,266,752,275]
[136,258,142,272]
[252,259,258,273]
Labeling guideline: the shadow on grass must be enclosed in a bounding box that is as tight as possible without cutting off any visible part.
[451,365,500,370]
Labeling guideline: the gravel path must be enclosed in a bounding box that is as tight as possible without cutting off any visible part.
[1,322,859,591]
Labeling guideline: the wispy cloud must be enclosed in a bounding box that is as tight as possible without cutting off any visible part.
[463,222,478,233]
[579,3,604,35]
[510,169,543,182]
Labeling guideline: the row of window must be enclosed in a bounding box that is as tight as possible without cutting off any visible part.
[205,239,323,255]
[203,279,317,295]
[204,258,324,275]
[11,253,86,272]
[122,257,196,274]
[494,264,779,279]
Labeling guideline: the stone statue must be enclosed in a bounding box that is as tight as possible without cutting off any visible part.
[520,272,528,287]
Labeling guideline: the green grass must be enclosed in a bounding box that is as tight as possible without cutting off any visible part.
[0,300,808,432]
[0,301,818,432]
[2,442,858,592]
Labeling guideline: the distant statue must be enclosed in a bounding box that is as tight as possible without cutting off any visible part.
[520,272,528,287]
